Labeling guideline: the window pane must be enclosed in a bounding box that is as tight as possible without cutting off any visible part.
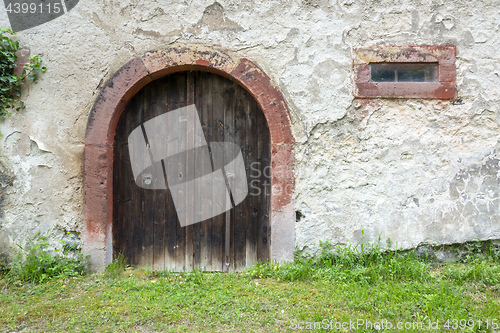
[370,63,438,82]
[371,66,395,82]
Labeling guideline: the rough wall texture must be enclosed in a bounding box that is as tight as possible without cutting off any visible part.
[0,0,499,260]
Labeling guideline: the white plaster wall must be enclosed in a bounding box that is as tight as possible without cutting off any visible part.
[0,0,499,258]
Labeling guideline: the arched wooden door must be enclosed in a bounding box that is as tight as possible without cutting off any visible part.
[113,71,271,271]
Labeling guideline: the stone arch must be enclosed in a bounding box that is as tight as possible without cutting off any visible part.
[83,45,294,271]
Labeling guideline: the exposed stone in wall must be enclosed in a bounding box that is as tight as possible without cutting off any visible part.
[0,0,499,260]
[190,2,243,33]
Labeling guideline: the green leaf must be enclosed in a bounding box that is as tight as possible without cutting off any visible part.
[0,31,46,121]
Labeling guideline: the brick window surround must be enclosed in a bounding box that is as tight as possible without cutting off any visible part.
[353,45,456,99]
[83,45,295,271]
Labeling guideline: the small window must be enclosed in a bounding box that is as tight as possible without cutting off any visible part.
[353,46,456,99]
[370,63,438,82]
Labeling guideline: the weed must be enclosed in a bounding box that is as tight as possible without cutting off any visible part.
[247,240,432,285]
[444,257,500,286]
[105,252,128,277]
[183,268,205,285]
[0,255,8,277]
[6,232,87,283]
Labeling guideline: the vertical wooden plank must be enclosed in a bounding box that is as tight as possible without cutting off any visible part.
[162,177,174,271]
[191,72,202,269]
[158,79,175,271]
[184,72,195,271]
[132,93,146,267]
[161,76,176,271]
[210,73,225,271]
[114,99,126,265]
[126,94,141,267]
[232,85,248,271]
[242,90,258,269]
[112,133,124,263]
[165,74,183,271]
[128,93,143,267]
[191,71,201,270]
[174,73,187,271]
[116,137,133,266]
[152,81,167,271]
[123,201,132,265]
[139,83,155,268]
[152,191,166,271]
[195,72,211,271]
[257,102,271,263]
[199,72,212,271]
[224,81,234,272]
[124,94,135,267]
[220,79,240,271]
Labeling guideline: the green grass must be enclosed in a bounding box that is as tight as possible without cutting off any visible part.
[6,232,87,283]
[0,242,499,332]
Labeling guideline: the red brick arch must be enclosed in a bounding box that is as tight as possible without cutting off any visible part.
[83,45,295,271]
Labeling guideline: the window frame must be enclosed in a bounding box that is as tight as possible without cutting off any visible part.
[353,45,456,99]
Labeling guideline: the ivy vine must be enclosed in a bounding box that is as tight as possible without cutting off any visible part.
[0,28,46,121]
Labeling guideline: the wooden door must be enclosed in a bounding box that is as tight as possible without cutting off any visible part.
[113,71,271,271]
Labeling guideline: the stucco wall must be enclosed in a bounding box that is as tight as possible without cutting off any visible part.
[0,0,499,261]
